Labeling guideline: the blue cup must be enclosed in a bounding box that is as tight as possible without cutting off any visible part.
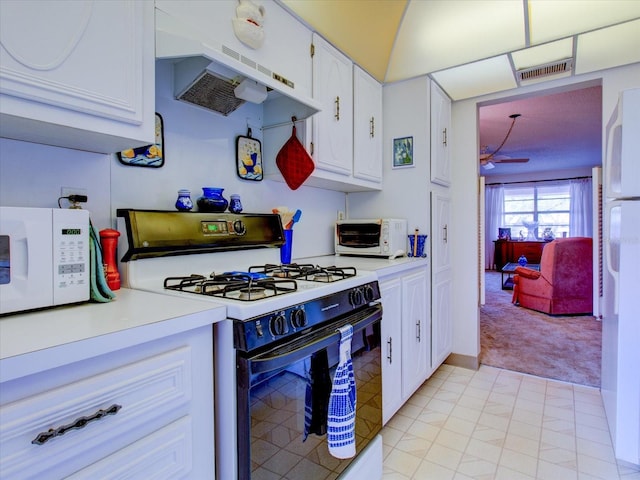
[280,230,293,264]
[407,234,428,257]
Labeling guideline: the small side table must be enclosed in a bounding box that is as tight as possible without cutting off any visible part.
[500,262,540,290]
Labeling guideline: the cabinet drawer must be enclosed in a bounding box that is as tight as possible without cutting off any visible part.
[0,346,192,479]
[67,417,193,479]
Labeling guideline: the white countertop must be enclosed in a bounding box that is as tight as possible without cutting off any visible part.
[0,257,426,381]
[0,288,226,382]
[295,254,429,278]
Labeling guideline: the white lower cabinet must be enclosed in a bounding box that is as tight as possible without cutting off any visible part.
[67,417,193,479]
[380,277,403,425]
[0,326,214,480]
[380,266,430,424]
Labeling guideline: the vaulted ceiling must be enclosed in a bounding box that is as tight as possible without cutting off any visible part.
[280,0,640,100]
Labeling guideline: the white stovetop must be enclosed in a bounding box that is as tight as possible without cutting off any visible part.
[297,254,429,278]
[123,251,380,321]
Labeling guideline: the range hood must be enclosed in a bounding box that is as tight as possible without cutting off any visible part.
[155,7,321,121]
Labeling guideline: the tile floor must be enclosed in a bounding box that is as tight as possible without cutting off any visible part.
[381,364,640,480]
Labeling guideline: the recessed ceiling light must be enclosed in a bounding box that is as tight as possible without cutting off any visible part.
[431,56,517,101]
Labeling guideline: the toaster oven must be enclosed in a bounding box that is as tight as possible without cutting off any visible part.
[335,218,407,258]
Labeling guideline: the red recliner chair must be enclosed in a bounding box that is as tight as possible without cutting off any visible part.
[512,237,593,315]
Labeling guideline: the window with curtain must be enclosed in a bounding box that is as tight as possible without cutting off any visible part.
[485,178,593,270]
[503,183,571,239]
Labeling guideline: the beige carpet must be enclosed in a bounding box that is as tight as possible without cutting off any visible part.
[480,270,601,387]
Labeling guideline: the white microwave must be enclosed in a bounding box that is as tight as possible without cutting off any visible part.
[0,207,90,315]
[335,218,408,258]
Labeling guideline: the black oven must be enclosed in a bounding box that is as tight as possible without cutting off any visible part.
[115,210,384,479]
[235,294,382,480]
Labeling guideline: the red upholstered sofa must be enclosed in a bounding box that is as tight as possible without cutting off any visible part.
[512,237,593,315]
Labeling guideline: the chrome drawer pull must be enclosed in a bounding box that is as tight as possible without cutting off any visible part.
[31,404,122,445]
[335,96,340,121]
[387,337,392,363]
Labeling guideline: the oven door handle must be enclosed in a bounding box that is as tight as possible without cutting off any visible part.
[248,304,382,375]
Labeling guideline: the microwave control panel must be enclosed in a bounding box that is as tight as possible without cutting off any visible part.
[53,209,90,304]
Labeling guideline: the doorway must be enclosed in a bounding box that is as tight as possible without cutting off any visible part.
[477,83,603,386]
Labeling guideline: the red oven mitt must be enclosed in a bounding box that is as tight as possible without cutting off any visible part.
[276,124,315,190]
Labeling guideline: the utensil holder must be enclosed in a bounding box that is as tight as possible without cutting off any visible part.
[280,230,293,264]
[407,234,428,258]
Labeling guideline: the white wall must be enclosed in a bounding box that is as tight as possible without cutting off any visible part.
[450,62,640,359]
[0,139,113,229]
[0,60,347,260]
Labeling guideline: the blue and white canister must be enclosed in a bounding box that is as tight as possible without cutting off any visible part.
[175,189,193,211]
[228,194,243,213]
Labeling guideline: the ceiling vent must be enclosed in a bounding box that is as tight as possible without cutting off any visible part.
[517,58,574,82]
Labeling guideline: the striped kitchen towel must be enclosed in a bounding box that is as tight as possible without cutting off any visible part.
[327,324,356,459]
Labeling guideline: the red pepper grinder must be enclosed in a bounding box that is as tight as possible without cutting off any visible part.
[99,228,121,290]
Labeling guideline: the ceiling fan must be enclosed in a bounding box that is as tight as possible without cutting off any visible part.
[480,113,530,169]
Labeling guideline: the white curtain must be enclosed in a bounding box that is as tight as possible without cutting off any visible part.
[485,184,504,269]
[570,178,593,237]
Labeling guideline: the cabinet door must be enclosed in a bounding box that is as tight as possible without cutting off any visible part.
[380,277,403,424]
[0,326,214,479]
[401,270,429,398]
[353,66,382,182]
[311,34,353,175]
[0,0,154,153]
[431,191,452,369]
[66,417,193,480]
[432,278,452,368]
[432,191,452,272]
[494,240,507,270]
[430,82,451,187]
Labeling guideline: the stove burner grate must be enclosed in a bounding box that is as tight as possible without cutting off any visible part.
[249,263,357,282]
[164,272,297,301]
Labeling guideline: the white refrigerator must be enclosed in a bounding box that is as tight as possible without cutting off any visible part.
[601,87,640,466]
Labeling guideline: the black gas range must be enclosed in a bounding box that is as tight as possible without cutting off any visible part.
[161,263,378,353]
[117,209,384,480]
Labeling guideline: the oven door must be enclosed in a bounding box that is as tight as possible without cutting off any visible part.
[236,304,382,480]
[336,222,381,248]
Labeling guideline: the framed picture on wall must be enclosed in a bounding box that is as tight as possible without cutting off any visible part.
[392,136,414,168]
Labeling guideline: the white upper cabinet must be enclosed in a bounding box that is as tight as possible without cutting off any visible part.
[155,0,314,102]
[265,33,383,192]
[430,82,452,187]
[353,66,383,182]
[311,33,353,176]
[269,33,382,192]
[0,0,155,154]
